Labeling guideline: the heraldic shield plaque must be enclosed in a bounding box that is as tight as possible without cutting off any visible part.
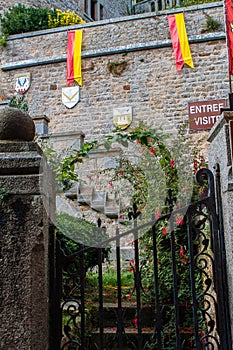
[15,73,31,94]
[113,107,132,130]
[62,86,80,109]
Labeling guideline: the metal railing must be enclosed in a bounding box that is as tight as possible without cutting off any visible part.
[132,0,180,14]
[50,168,232,350]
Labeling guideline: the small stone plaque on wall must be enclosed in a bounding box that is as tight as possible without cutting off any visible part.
[113,106,132,130]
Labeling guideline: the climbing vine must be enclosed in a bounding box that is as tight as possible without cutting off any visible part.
[56,123,179,215]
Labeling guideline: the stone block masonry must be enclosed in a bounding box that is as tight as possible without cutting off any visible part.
[0,2,228,144]
[0,0,131,20]
[207,111,233,343]
[0,107,56,349]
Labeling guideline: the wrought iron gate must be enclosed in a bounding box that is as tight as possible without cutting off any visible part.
[50,166,232,349]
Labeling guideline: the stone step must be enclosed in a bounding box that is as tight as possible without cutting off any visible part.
[90,304,155,328]
[74,183,120,218]
[77,183,93,205]
[91,189,106,212]
[104,193,120,218]
[89,328,154,350]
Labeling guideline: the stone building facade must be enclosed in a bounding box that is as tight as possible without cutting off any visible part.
[0,2,227,143]
[0,0,131,21]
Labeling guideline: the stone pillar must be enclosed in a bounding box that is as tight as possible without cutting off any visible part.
[207,111,233,338]
[32,115,50,136]
[0,108,55,350]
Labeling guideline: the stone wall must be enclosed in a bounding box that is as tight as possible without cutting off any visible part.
[101,0,131,19]
[207,111,233,342]
[0,0,131,20]
[0,2,227,143]
[0,0,82,13]
[0,139,55,350]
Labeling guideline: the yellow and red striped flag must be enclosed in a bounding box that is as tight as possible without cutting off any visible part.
[167,13,194,73]
[67,30,83,86]
[225,0,233,75]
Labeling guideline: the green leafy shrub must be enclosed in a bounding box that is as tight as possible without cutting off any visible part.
[204,14,221,32]
[9,95,28,112]
[56,211,110,272]
[0,4,85,45]
[180,0,217,6]
[0,4,49,35]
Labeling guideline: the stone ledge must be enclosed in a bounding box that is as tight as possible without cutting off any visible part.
[4,1,223,42]
[0,174,43,194]
[1,32,226,71]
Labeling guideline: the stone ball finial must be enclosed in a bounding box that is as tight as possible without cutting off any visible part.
[0,107,35,141]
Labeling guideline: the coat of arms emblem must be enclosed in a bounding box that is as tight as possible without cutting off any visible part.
[62,86,80,109]
[15,73,31,94]
[113,107,133,130]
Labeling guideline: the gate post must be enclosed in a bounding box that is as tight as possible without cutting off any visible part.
[0,108,55,350]
[207,110,233,344]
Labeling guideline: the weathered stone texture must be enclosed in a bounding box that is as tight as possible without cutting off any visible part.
[0,0,130,19]
[0,142,55,350]
[207,111,233,340]
[0,3,227,143]
[0,0,82,14]
[0,107,35,141]
[0,196,49,350]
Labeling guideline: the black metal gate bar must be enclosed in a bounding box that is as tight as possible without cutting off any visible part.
[186,206,202,350]
[49,223,62,350]
[169,212,181,349]
[215,163,232,349]
[192,167,225,349]
[53,167,232,350]
[97,225,104,349]
[198,168,227,349]
[79,244,85,350]
[116,226,124,349]
[152,219,162,349]
[133,215,143,349]
[186,211,201,350]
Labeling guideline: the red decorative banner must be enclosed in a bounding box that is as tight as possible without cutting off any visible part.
[67,30,83,86]
[167,13,194,73]
[226,0,233,75]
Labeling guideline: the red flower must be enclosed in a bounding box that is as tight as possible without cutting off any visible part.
[149,147,156,155]
[162,227,168,235]
[176,217,184,226]
[170,159,175,167]
[130,259,134,265]
[136,139,140,145]
[132,317,138,327]
[149,137,153,143]
[180,246,185,258]
[183,258,188,264]
[109,181,113,188]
